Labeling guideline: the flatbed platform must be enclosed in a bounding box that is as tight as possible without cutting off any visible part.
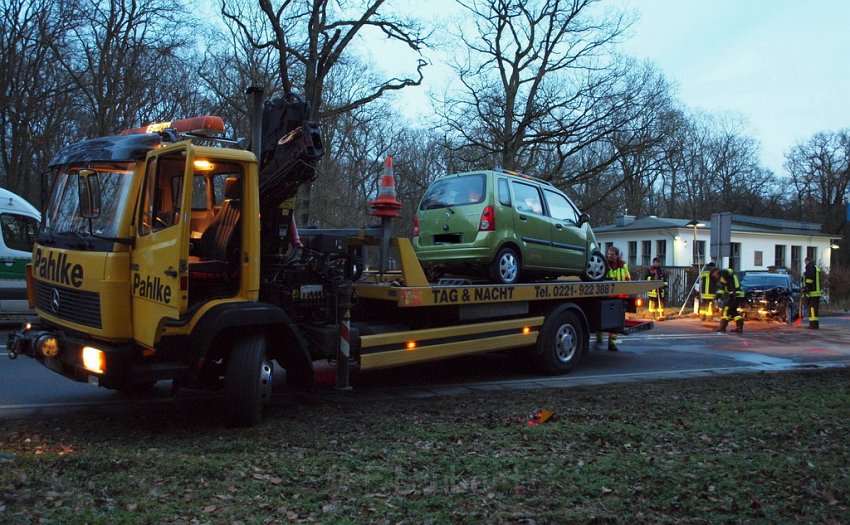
[355,279,662,307]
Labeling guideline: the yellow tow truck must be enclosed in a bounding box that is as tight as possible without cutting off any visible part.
[7,90,661,426]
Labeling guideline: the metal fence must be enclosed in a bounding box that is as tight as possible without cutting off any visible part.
[631,265,699,313]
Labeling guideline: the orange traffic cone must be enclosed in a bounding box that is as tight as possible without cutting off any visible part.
[370,156,403,218]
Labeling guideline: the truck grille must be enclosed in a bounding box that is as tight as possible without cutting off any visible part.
[34,281,103,329]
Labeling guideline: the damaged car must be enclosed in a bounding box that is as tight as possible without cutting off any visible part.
[740,272,801,323]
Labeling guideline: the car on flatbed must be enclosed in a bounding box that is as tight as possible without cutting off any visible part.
[412,169,607,284]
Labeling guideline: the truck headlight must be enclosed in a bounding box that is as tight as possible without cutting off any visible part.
[36,335,59,357]
[82,347,105,374]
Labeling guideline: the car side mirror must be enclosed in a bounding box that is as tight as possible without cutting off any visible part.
[578,212,590,225]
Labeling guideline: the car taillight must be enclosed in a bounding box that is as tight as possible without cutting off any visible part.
[412,215,420,237]
[479,206,495,231]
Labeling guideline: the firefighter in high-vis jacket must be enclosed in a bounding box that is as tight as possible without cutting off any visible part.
[597,246,630,351]
[711,267,745,333]
[645,257,667,317]
[803,256,822,329]
[698,261,717,319]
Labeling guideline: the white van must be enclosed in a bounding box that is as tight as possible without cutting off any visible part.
[0,188,40,313]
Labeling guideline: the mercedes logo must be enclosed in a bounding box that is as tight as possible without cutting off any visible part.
[51,288,61,314]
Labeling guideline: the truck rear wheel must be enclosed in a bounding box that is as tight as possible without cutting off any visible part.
[224,334,273,427]
[534,309,584,374]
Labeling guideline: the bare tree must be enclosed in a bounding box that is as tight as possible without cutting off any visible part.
[785,129,850,264]
[51,0,197,136]
[439,0,639,177]
[221,0,428,120]
[0,0,77,203]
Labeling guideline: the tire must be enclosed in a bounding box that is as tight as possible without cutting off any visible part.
[786,300,799,325]
[533,309,585,375]
[580,250,608,282]
[224,334,273,427]
[489,247,520,284]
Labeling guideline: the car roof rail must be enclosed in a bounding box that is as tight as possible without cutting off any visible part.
[492,167,554,186]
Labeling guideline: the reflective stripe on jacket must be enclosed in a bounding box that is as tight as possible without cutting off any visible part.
[718,268,744,298]
[608,261,630,281]
[699,270,715,299]
[646,267,665,298]
[804,263,822,298]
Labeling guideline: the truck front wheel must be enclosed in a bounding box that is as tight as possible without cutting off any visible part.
[224,334,273,427]
[534,309,585,374]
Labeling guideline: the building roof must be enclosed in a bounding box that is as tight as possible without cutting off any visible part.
[595,214,834,239]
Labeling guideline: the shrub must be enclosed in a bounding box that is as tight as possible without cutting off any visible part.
[825,265,850,308]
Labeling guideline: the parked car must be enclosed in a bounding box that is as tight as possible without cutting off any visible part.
[740,272,801,323]
[412,169,607,284]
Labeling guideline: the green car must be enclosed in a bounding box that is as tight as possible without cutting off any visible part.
[412,169,607,284]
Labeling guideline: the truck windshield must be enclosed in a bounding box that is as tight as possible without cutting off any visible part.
[42,162,136,239]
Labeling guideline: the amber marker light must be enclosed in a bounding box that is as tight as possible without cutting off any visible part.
[522,326,531,335]
[406,341,417,351]
[82,347,106,374]
[635,297,644,307]
[193,159,215,171]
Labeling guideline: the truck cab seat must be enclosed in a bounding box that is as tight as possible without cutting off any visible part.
[189,177,241,282]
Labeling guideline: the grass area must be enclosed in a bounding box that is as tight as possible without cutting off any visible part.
[2,368,849,524]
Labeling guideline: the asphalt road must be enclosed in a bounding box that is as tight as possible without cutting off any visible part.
[2,313,849,421]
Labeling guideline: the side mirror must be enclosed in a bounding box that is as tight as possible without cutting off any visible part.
[78,169,101,219]
[578,212,590,225]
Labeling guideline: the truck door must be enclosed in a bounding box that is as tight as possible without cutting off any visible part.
[131,147,193,348]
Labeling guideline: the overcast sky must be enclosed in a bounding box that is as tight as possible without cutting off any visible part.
[383,0,850,178]
[618,0,850,176]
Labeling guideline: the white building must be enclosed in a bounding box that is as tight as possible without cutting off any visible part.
[594,214,838,274]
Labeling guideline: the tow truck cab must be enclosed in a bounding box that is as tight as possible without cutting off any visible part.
[14,118,264,390]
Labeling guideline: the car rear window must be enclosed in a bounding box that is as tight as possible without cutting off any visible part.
[420,174,486,210]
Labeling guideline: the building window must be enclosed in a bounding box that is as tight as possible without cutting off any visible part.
[694,240,706,266]
[791,245,802,275]
[628,241,637,267]
[656,240,667,265]
[754,251,763,267]
[641,240,651,267]
[806,246,817,263]
[730,242,741,272]
[775,245,786,268]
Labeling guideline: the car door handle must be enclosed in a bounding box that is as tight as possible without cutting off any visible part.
[164,268,178,277]
[555,223,563,229]
[519,215,528,221]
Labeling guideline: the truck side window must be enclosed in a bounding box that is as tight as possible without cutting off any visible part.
[139,153,186,235]
[190,176,208,210]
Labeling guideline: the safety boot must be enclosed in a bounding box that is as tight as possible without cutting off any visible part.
[607,341,619,352]
[807,321,819,329]
[733,319,744,334]
[717,319,728,333]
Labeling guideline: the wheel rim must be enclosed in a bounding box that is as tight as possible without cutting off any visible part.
[554,323,578,363]
[259,359,273,404]
[499,252,518,283]
[586,253,605,280]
